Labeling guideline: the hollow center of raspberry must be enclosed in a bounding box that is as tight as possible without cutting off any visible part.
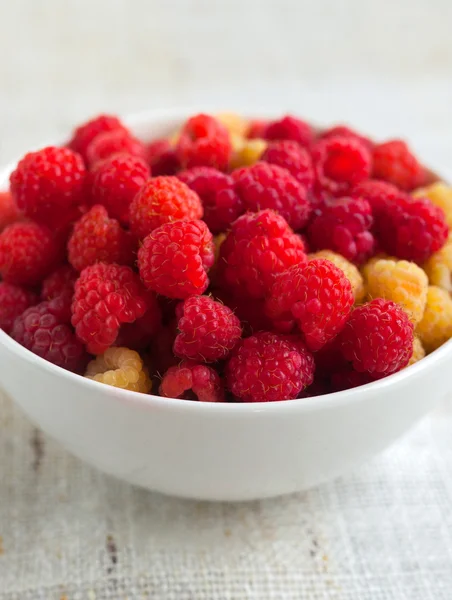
[324,150,362,182]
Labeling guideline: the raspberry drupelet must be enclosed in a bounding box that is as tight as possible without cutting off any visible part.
[71,262,148,354]
[86,129,147,167]
[41,265,78,301]
[225,332,315,402]
[232,162,311,230]
[261,140,314,188]
[265,259,354,351]
[159,360,224,402]
[129,176,203,240]
[85,347,152,393]
[263,115,314,148]
[174,295,242,362]
[137,220,215,299]
[68,114,128,162]
[176,114,232,171]
[0,282,38,333]
[339,298,414,376]
[372,139,425,191]
[147,139,181,176]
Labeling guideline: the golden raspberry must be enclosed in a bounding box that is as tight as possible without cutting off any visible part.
[309,250,365,303]
[215,112,248,137]
[423,232,452,292]
[229,135,267,169]
[413,182,452,228]
[361,253,395,281]
[366,259,428,324]
[416,286,452,352]
[408,336,425,366]
[85,347,152,393]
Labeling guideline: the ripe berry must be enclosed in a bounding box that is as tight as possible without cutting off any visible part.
[409,336,425,366]
[413,183,452,229]
[138,220,215,299]
[0,191,22,231]
[416,286,452,353]
[261,140,314,188]
[68,114,128,162]
[0,282,38,333]
[147,138,181,176]
[263,115,314,148]
[247,119,268,139]
[90,153,150,225]
[41,265,78,300]
[308,250,366,303]
[232,162,311,230]
[351,179,406,221]
[265,259,354,351]
[71,263,148,354]
[115,291,162,351]
[68,205,135,272]
[176,113,232,171]
[85,347,152,393]
[339,298,414,376]
[177,166,243,233]
[373,139,425,191]
[159,360,224,402]
[129,176,203,239]
[319,124,373,150]
[225,332,315,402]
[86,130,147,167]
[174,295,242,362]
[0,221,61,286]
[423,232,452,292]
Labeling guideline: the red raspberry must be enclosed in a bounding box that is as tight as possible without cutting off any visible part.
[86,130,147,167]
[307,196,375,263]
[177,166,243,233]
[247,119,268,139]
[312,136,372,196]
[90,154,150,225]
[176,114,232,171]
[263,115,314,148]
[68,114,128,162]
[331,369,373,391]
[159,360,224,402]
[351,179,406,218]
[12,299,88,372]
[319,125,373,150]
[138,220,214,299]
[41,265,77,300]
[0,191,22,231]
[0,282,38,333]
[71,263,148,354]
[232,163,311,230]
[129,176,203,239]
[9,146,86,228]
[116,291,162,351]
[339,299,414,376]
[174,295,242,362]
[217,209,307,299]
[225,332,315,402]
[68,205,134,272]
[0,222,60,286]
[261,141,314,188]
[372,140,425,191]
[213,289,277,334]
[265,259,354,351]
[147,139,181,176]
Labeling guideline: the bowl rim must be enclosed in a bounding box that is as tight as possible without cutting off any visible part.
[1,106,450,415]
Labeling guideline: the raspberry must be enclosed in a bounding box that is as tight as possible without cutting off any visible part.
[339,299,414,376]
[217,209,307,299]
[174,295,242,362]
[265,259,354,351]
[232,162,311,230]
[263,115,314,148]
[9,146,86,228]
[86,130,147,167]
[148,321,179,376]
[351,179,406,222]
[147,139,181,176]
[408,336,425,366]
[90,154,150,225]
[0,191,22,231]
[319,125,373,150]
[229,137,267,169]
[68,205,134,272]
[413,182,452,228]
[247,119,268,139]
[261,141,314,188]
[373,140,425,191]
[71,263,148,354]
[216,112,248,137]
[115,291,162,351]
[366,258,428,324]
[177,167,242,233]
[330,369,373,392]
[176,114,232,171]
[129,176,203,239]
[423,233,452,291]
[12,299,87,372]
[68,114,128,161]
[308,250,366,303]
[0,282,38,333]
[307,196,375,263]
[225,332,315,402]
[416,286,452,352]
[0,222,60,285]
[85,347,152,393]
[312,136,372,196]
[41,265,77,300]
[138,220,214,299]
[159,360,224,402]
[213,288,277,333]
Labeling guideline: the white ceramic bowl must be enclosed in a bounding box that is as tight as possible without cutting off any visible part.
[0,109,450,502]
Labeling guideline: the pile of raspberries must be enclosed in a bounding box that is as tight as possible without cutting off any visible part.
[1,111,451,402]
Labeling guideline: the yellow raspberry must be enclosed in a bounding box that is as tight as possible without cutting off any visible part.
[413,182,452,228]
[215,112,248,137]
[366,259,428,324]
[408,336,426,366]
[361,253,396,282]
[423,232,452,292]
[229,135,267,169]
[85,347,152,393]
[308,250,365,303]
[416,286,452,352]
